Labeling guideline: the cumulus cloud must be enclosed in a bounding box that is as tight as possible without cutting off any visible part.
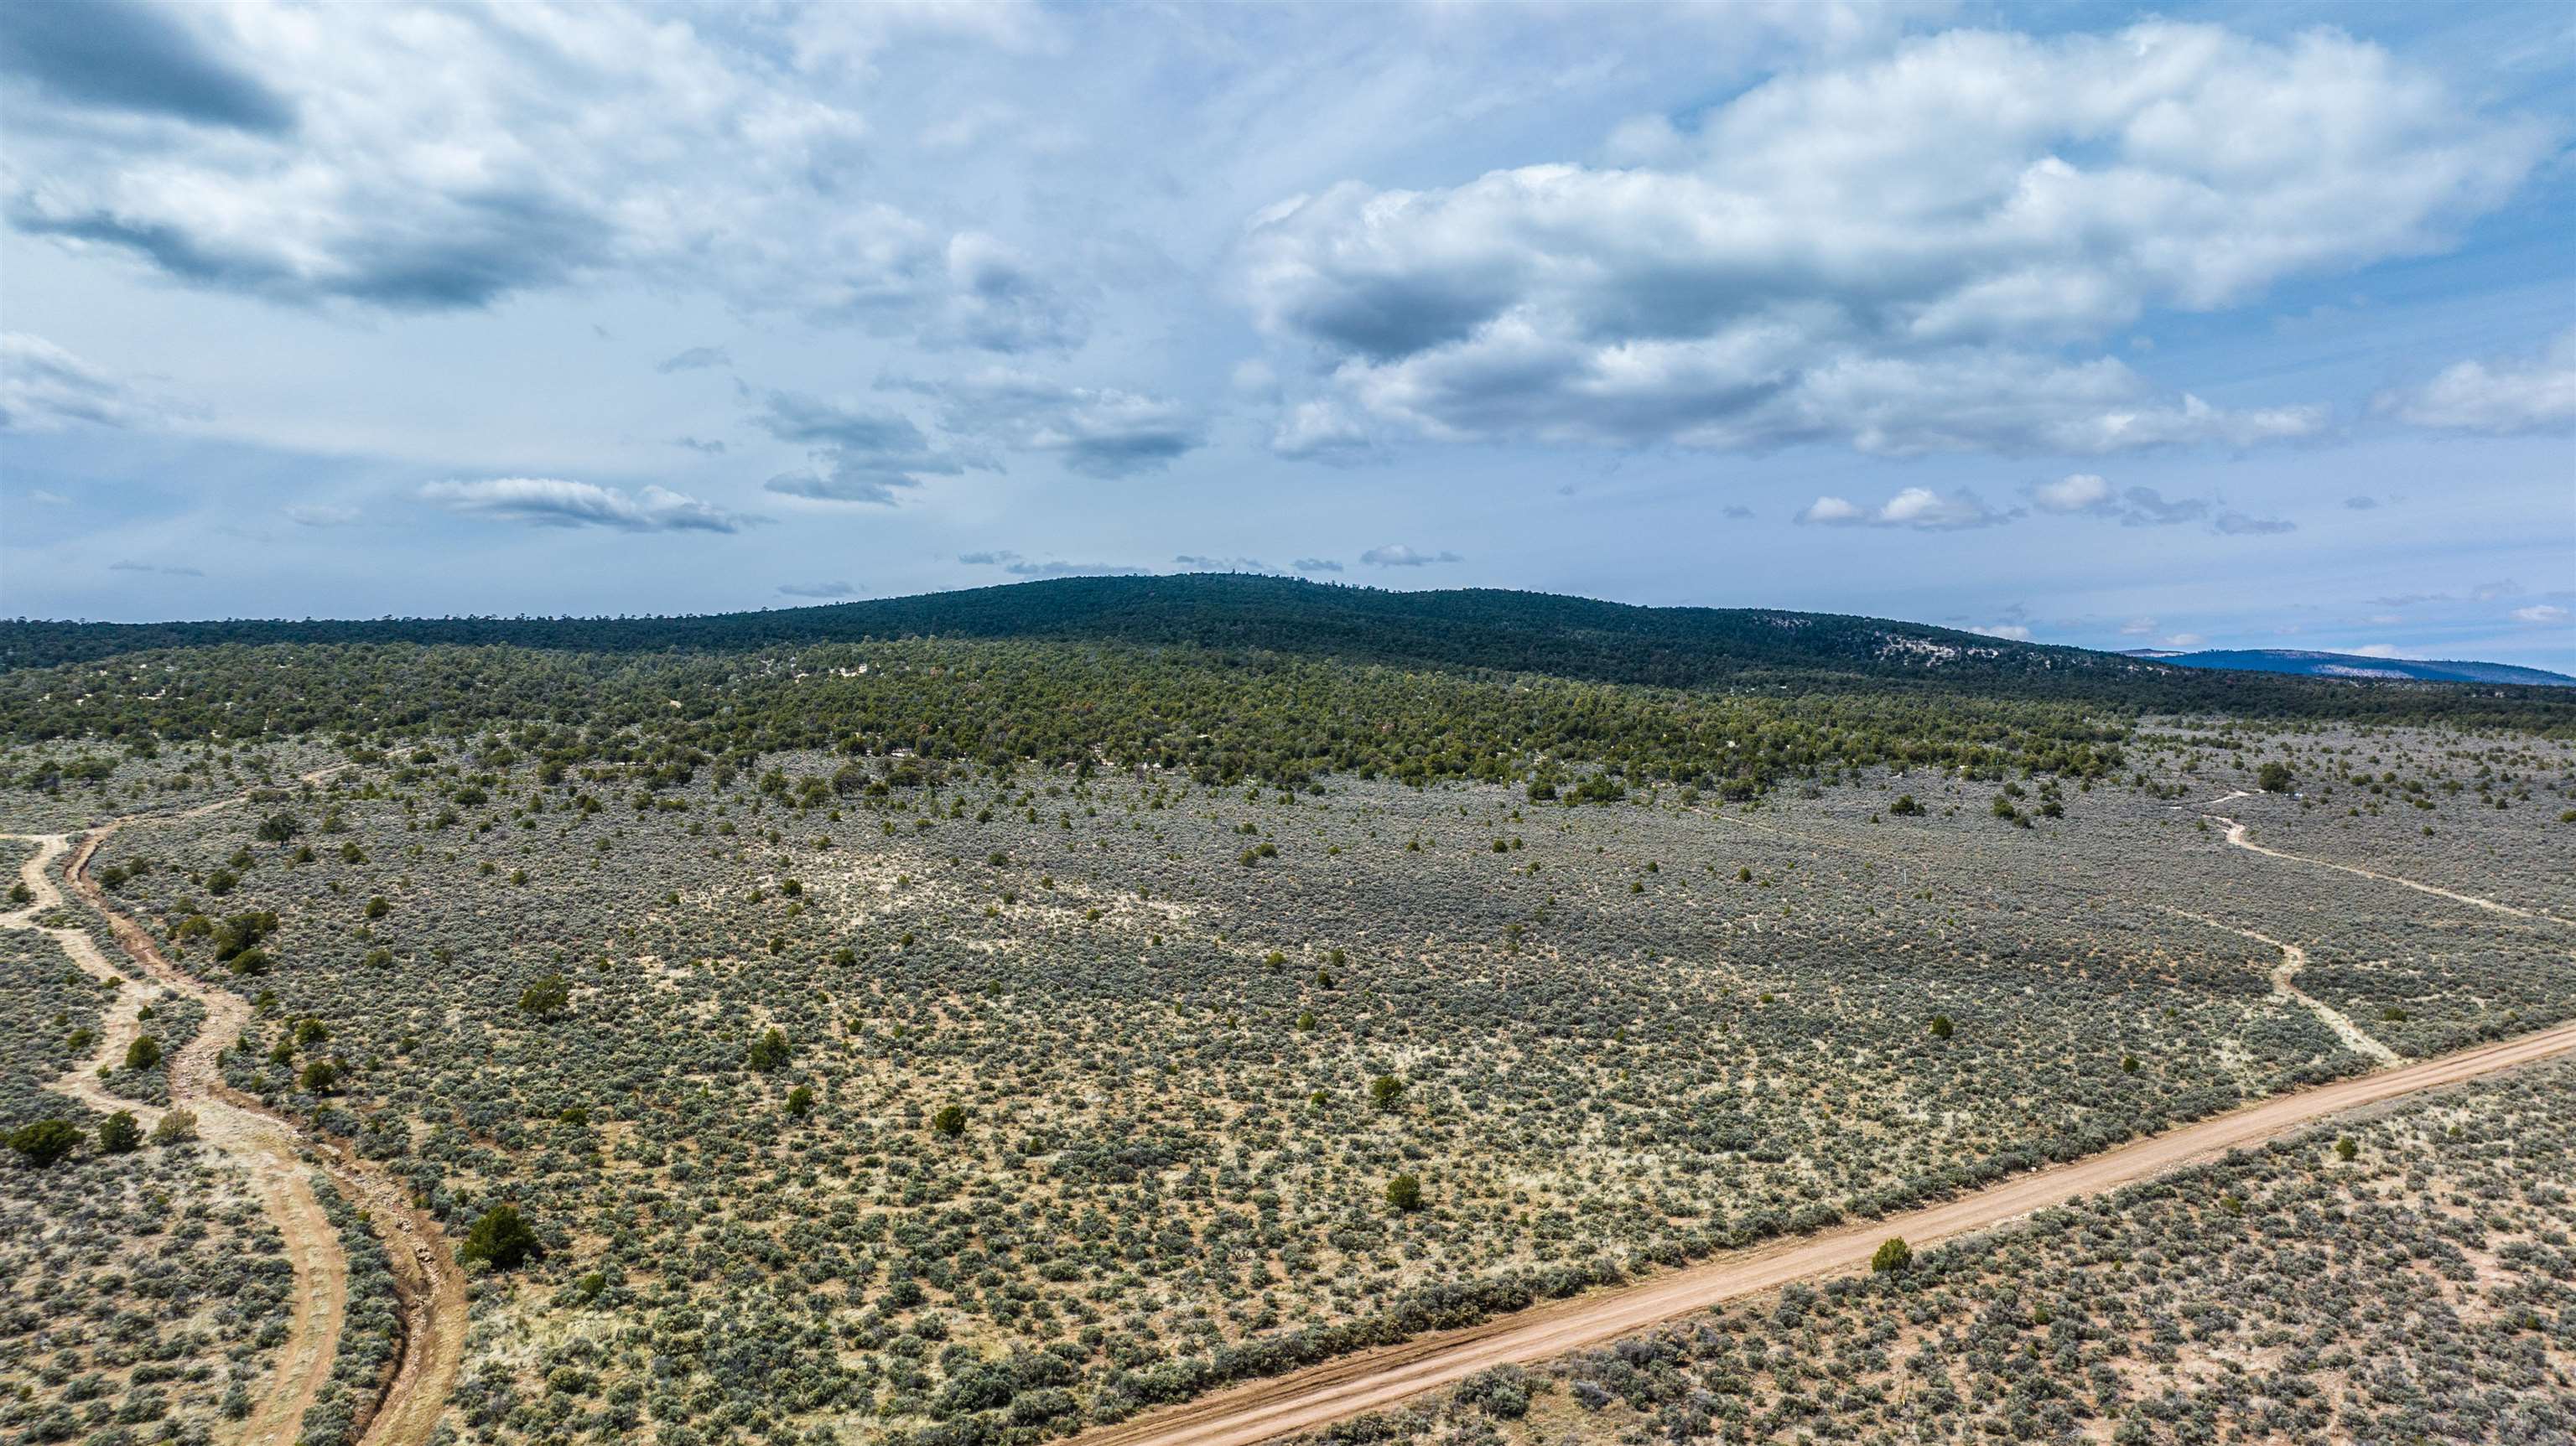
[925,370,1202,478]
[755,389,979,505]
[1358,545,1462,567]
[3,3,1070,339]
[1174,554,1269,572]
[1270,400,1374,462]
[2028,473,2112,514]
[779,580,858,599]
[0,0,293,132]
[0,332,178,431]
[2512,604,2571,625]
[1243,22,2531,456]
[1795,486,2011,530]
[419,477,761,532]
[2375,329,2576,433]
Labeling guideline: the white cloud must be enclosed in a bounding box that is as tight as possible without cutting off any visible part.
[2029,473,2112,514]
[1244,22,2532,456]
[1970,623,2033,641]
[2376,329,2576,433]
[1270,400,1374,462]
[1358,544,1462,567]
[419,477,761,532]
[2350,643,2402,658]
[2512,604,2571,625]
[1795,486,2010,530]
[2163,633,2206,649]
[4,3,1075,349]
[2119,616,2156,636]
[283,503,362,527]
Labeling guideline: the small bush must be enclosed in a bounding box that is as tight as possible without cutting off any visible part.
[7,1120,82,1169]
[461,1204,542,1270]
[97,1111,142,1153]
[1386,1174,1424,1212]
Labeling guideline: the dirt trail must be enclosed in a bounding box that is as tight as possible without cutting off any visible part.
[3,771,465,1446]
[2199,799,2574,928]
[2165,908,2399,1064]
[5,830,351,1445]
[1068,1018,2576,1446]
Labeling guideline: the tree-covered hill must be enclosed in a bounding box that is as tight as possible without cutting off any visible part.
[8,575,2570,735]
[6,573,2111,684]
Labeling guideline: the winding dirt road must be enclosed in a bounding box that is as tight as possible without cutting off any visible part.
[3,776,465,1446]
[2201,795,2573,927]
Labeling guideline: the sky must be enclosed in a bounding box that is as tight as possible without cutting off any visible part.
[2,0,2572,671]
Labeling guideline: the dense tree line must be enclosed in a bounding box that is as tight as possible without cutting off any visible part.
[7,575,2568,734]
[0,635,2132,793]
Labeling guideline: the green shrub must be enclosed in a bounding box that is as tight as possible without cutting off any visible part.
[6,1120,82,1169]
[97,1111,142,1153]
[1386,1174,1424,1212]
[461,1204,542,1270]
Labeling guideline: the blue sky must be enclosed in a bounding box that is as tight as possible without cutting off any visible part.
[3,0,2571,668]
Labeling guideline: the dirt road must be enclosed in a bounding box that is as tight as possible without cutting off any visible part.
[5,831,352,1445]
[1067,1024,2576,1446]
[3,773,465,1446]
[2163,907,2399,1064]
[2205,806,2574,928]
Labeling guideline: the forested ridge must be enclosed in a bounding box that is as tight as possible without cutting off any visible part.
[3,577,2566,793]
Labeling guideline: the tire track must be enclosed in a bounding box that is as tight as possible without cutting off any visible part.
[2163,907,2399,1064]
[2200,799,2573,928]
[6,770,466,1446]
[5,831,347,1446]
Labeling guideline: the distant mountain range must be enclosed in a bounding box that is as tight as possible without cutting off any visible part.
[2121,647,2576,687]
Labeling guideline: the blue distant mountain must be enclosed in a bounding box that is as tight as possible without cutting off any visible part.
[2122,647,2576,687]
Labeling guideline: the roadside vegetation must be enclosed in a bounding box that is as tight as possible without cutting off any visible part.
[1308,1060,2576,1446]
